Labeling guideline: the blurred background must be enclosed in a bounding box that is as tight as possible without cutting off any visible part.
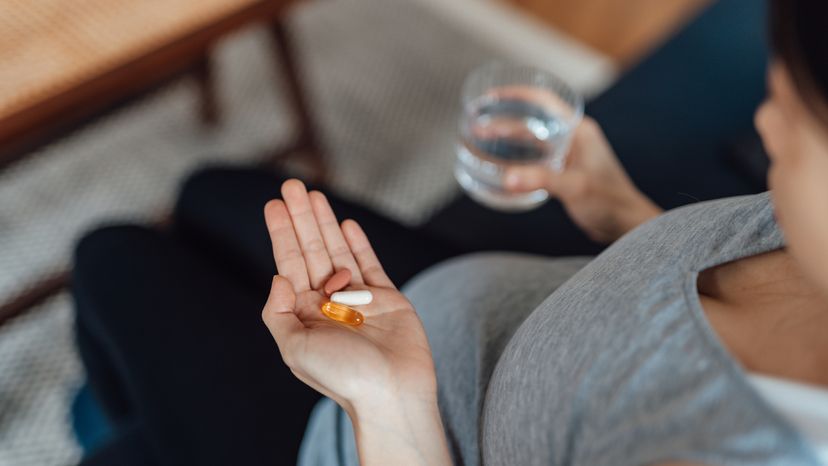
[0,0,765,464]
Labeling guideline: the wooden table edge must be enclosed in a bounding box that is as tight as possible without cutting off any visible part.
[0,0,298,166]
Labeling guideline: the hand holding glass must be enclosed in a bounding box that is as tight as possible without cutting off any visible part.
[455,62,584,211]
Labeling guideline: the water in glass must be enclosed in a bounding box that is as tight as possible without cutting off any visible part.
[455,90,570,211]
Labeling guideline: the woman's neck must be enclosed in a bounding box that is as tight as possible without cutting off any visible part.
[699,249,828,387]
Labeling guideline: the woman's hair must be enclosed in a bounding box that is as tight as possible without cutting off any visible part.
[770,0,828,125]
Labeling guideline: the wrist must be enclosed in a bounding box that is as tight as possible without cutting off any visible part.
[345,364,439,416]
[349,392,451,466]
[349,385,439,423]
[617,190,662,235]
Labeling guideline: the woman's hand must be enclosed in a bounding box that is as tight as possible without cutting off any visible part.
[261,180,451,465]
[504,117,662,243]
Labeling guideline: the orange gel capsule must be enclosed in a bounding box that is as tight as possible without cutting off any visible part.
[321,302,364,326]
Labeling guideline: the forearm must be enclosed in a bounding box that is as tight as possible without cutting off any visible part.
[616,189,663,237]
[350,395,452,466]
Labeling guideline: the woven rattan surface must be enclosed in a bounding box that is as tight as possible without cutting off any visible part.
[0,0,258,121]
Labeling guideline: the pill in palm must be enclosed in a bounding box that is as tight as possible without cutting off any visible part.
[321,302,364,326]
[324,269,352,296]
[330,290,373,306]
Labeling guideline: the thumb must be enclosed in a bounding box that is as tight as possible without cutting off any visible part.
[504,164,576,195]
[262,275,305,359]
[504,165,584,199]
[503,165,550,192]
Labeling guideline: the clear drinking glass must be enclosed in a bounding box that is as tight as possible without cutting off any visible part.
[455,62,584,211]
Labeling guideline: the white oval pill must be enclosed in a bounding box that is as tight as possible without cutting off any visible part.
[330,290,373,306]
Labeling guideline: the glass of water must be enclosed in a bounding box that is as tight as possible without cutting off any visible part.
[455,62,584,211]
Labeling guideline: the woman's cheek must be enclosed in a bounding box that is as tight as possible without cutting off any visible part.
[786,211,828,295]
[775,150,828,294]
[768,163,789,227]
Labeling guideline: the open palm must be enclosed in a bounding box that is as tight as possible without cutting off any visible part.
[261,180,436,413]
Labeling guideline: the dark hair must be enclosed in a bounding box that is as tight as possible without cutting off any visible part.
[770,0,828,125]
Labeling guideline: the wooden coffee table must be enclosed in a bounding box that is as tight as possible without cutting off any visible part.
[0,0,323,324]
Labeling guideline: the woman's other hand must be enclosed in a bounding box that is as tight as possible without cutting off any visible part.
[504,117,662,243]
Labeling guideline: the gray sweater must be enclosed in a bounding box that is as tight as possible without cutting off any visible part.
[298,193,821,465]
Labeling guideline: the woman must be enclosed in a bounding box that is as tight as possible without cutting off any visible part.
[261,0,827,464]
[72,0,826,464]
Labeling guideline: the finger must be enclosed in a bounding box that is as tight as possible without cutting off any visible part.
[281,180,334,290]
[341,219,395,289]
[308,191,364,284]
[265,200,311,291]
[487,85,573,114]
[503,165,552,193]
[503,165,582,198]
[488,85,555,106]
[470,118,539,141]
[262,276,307,364]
